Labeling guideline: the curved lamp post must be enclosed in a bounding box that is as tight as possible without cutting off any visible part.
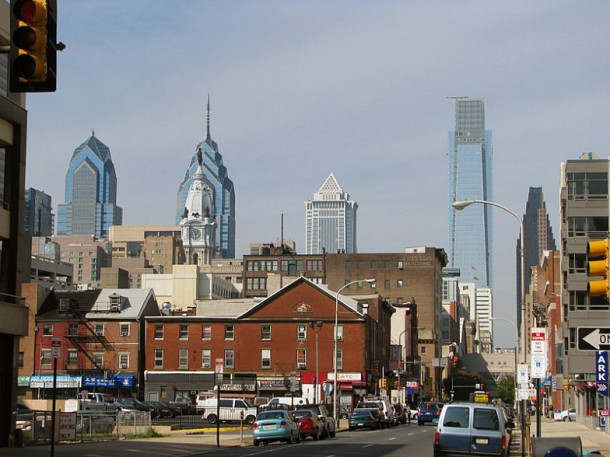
[453,199,526,454]
[334,278,375,426]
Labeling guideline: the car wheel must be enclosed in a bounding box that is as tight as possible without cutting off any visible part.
[349,426,355,431]
[295,432,301,444]
[286,434,293,444]
[314,429,320,440]
[245,415,256,425]
[563,417,568,422]
[254,440,260,447]
[418,420,423,426]
[329,430,336,438]
[207,414,218,424]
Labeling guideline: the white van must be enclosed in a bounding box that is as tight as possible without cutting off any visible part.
[196,397,257,424]
[263,397,309,409]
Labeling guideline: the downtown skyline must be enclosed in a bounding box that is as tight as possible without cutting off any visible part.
[22,1,610,348]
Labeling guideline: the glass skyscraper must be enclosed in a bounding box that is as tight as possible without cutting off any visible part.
[24,188,54,236]
[447,98,493,288]
[305,173,357,255]
[57,133,123,238]
[176,99,235,258]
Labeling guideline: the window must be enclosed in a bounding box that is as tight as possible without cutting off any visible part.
[120,323,130,337]
[370,260,377,269]
[201,349,211,368]
[334,324,344,341]
[202,324,212,340]
[68,323,78,336]
[94,323,104,336]
[225,325,235,340]
[93,353,103,368]
[154,349,163,368]
[261,324,271,341]
[473,408,499,431]
[397,279,404,288]
[179,324,189,340]
[397,260,404,269]
[18,352,24,368]
[261,349,271,369]
[42,324,53,336]
[154,324,164,340]
[225,349,234,368]
[297,324,307,340]
[67,350,78,365]
[119,353,129,369]
[334,349,343,370]
[41,350,52,365]
[345,260,351,270]
[442,406,470,428]
[178,348,188,369]
[384,260,391,269]
[384,279,390,289]
[297,349,307,369]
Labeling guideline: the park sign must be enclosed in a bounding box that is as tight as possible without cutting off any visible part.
[578,327,610,350]
[596,350,609,397]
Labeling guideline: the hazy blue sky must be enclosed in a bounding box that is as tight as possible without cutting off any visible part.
[23,1,610,347]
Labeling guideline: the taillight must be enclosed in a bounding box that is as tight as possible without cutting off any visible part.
[252,423,259,429]
[435,431,440,445]
[502,436,507,449]
[435,411,440,416]
[280,421,287,427]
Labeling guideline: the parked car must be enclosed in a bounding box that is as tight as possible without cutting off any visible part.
[262,397,309,410]
[291,409,322,440]
[76,412,116,434]
[418,401,441,426]
[252,410,300,446]
[355,399,394,427]
[117,397,154,414]
[197,397,257,424]
[434,402,514,457]
[295,404,336,438]
[142,401,172,419]
[349,408,381,431]
[169,396,196,415]
[393,403,408,424]
[560,408,576,422]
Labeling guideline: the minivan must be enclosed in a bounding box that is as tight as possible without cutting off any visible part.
[434,402,514,457]
[196,397,258,424]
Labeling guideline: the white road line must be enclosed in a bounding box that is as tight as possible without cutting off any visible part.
[362,443,374,448]
[388,437,396,440]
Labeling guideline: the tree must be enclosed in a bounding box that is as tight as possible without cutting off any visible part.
[497,376,515,405]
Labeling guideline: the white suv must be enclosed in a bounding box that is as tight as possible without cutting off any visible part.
[196,397,257,424]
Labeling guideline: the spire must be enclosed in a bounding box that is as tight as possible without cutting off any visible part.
[206,94,211,140]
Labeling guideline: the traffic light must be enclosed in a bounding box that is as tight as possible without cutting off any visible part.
[9,0,57,92]
[453,356,459,368]
[378,378,387,389]
[587,238,610,297]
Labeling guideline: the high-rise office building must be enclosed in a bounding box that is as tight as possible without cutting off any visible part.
[516,186,556,327]
[176,98,235,258]
[447,98,493,289]
[24,188,54,236]
[305,173,357,255]
[57,133,123,238]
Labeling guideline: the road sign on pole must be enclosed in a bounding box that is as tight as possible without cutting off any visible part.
[578,327,610,350]
[596,351,609,397]
[51,338,61,358]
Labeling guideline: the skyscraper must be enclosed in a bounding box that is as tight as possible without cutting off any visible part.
[516,186,556,324]
[447,98,493,289]
[305,173,357,254]
[176,98,235,258]
[57,133,123,238]
[24,188,54,236]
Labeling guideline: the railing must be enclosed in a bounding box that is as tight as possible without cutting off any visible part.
[0,292,26,306]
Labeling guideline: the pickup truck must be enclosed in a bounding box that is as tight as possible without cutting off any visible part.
[79,393,122,411]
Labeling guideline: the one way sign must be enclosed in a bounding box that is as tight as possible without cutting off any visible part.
[578,327,610,350]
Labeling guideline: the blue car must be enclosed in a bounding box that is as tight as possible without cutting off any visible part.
[418,401,441,426]
[252,410,301,446]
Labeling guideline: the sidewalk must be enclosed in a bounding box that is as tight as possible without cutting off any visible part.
[525,417,610,456]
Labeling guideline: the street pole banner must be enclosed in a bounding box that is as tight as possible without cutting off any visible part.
[596,350,609,397]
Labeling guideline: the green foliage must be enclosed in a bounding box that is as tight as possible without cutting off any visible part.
[497,376,515,404]
[443,370,486,401]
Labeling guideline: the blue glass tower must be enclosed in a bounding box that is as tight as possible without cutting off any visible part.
[447,98,493,288]
[57,133,123,238]
[176,99,235,258]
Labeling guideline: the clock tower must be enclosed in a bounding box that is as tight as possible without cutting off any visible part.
[180,150,216,265]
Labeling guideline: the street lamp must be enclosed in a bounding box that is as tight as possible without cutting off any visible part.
[334,279,375,426]
[308,321,323,403]
[453,199,526,456]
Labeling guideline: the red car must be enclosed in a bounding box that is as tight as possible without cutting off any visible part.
[291,409,323,441]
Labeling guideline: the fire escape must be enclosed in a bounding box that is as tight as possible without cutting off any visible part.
[59,297,115,375]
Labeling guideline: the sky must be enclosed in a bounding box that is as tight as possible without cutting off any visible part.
[23,1,610,348]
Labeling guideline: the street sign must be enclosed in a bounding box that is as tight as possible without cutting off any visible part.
[215,358,224,374]
[578,327,610,350]
[51,338,61,359]
[531,354,546,379]
[597,351,609,397]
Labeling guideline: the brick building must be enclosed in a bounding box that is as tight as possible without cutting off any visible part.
[144,277,393,411]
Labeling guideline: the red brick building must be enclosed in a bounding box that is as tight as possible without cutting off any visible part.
[144,277,393,411]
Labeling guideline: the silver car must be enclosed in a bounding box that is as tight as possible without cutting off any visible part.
[434,402,514,457]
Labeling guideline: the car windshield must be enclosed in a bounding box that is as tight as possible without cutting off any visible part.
[442,406,470,428]
[292,411,312,419]
[473,408,500,431]
[419,402,438,410]
[352,410,372,417]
